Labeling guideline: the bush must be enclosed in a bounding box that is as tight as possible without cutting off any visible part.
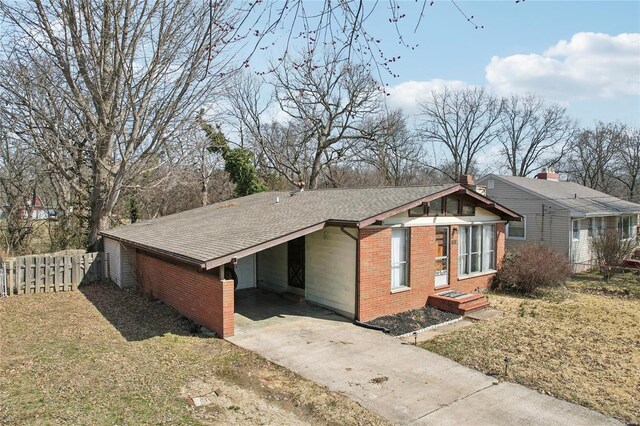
[493,244,571,294]
[590,229,637,281]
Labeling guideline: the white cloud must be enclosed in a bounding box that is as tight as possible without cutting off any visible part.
[386,79,471,114]
[485,32,640,102]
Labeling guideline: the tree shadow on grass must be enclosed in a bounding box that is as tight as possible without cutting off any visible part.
[79,282,195,341]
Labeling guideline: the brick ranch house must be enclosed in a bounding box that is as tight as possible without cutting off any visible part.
[101,182,521,337]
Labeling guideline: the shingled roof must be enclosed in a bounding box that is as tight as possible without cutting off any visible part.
[482,175,640,217]
[101,184,519,269]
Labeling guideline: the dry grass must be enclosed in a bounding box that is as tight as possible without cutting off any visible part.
[421,274,640,424]
[0,283,387,425]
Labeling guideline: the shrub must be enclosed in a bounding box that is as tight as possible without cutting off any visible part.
[493,244,571,294]
[589,229,636,281]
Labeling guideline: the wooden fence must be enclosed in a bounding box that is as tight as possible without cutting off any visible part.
[1,252,104,297]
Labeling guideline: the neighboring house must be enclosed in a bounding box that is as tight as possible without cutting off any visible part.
[478,171,640,272]
[101,182,520,337]
[16,195,52,220]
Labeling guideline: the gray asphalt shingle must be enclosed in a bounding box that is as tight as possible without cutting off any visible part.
[488,175,640,216]
[101,185,458,265]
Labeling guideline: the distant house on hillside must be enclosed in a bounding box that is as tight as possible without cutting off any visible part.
[19,194,54,220]
[0,194,57,221]
[477,170,640,272]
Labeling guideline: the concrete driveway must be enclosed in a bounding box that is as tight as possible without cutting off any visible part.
[229,290,621,425]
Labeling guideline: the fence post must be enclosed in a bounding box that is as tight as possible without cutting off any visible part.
[8,259,14,296]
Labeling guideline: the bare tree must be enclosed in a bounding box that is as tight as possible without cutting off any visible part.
[563,122,625,193]
[590,230,636,281]
[498,94,575,176]
[0,116,40,254]
[418,87,504,180]
[0,0,245,248]
[227,52,384,189]
[355,110,425,186]
[613,128,640,202]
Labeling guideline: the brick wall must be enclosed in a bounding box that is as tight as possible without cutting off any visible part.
[358,227,436,321]
[136,251,235,337]
[358,222,506,322]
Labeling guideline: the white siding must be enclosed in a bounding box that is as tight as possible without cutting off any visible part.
[104,237,121,285]
[384,207,502,226]
[305,226,356,318]
[120,244,137,287]
[571,216,638,272]
[483,178,570,257]
[236,254,256,289]
[104,237,137,288]
[570,218,592,270]
[256,244,288,292]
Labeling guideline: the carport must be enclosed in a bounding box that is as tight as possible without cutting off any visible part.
[233,288,346,336]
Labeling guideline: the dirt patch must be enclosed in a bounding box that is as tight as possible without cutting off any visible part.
[367,306,460,336]
[0,283,388,425]
[420,278,640,424]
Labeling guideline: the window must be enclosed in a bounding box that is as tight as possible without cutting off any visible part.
[427,198,443,216]
[409,205,426,217]
[618,215,635,239]
[391,228,409,289]
[461,201,475,216]
[446,197,460,215]
[458,224,496,276]
[506,217,526,239]
[588,217,605,237]
[572,219,580,240]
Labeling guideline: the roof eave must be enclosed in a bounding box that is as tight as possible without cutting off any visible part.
[99,232,205,267]
[201,221,328,270]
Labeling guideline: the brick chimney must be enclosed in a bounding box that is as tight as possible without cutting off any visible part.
[535,168,560,181]
[458,175,474,186]
[458,174,486,194]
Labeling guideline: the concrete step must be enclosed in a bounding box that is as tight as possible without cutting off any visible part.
[459,300,491,315]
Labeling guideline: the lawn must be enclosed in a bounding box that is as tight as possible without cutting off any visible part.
[0,283,387,425]
[421,272,640,424]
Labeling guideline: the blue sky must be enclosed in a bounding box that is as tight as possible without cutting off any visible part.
[359,0,640,127]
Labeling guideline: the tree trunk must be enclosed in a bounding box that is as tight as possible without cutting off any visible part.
[201,179,209,206]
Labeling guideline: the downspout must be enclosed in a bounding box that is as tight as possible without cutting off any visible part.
[340,226,360,321]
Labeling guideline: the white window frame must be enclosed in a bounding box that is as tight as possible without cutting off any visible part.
[458,224,496,277]
[618,215,634,240]
[588,217,595,238]
[506,216,526,240]
[572,219,580,241]
[391,228,409,290]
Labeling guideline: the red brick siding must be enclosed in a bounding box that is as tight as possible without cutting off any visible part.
[136,251,235,337]
[358,223,506,321]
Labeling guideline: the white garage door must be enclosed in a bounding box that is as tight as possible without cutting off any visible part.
[235,254,256,290]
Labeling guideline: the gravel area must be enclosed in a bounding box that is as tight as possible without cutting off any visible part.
[367,307,461,336]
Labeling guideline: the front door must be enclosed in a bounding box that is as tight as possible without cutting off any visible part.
[435,227,449,288]
[288,237,305,289]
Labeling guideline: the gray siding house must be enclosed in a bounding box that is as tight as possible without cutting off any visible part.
[477,171,640,272]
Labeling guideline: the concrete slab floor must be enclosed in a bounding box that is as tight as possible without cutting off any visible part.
[228,291,622,426]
